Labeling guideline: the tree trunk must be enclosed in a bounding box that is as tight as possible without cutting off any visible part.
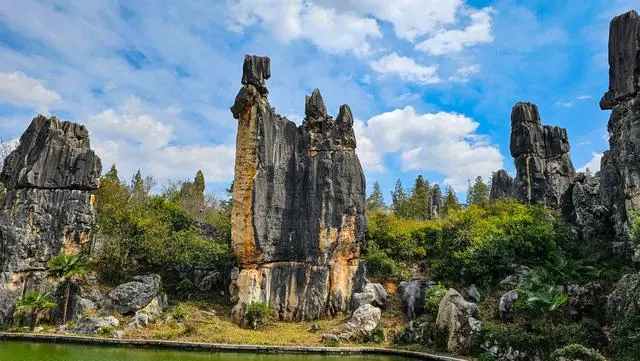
[63,281,70,324]
[29,310,37,331]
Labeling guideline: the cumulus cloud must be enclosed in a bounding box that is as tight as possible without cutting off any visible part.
[354,106,503,189]
[0,71,61,112]
[370,53,440,84]
[577,152,603,174]
[449,64,481,82]
[416,8,494,55]
[86,100,236,185]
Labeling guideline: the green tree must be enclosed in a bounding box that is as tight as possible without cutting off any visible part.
[442,186,460,215]
[130,169,154,203]
[47,254,88,324]
[467,176,490,207]
[103,164,120,184]
[194,170,205,195]
[15,291,57,331]
[391,179,409,218]
[407,175,429,219]
[367,181,386,212]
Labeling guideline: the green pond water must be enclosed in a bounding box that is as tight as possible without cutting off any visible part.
[0,341,414,361]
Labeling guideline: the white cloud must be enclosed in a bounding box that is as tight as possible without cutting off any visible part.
[577,152,603,174]
[228,0,381,56]
[87,101,236,184]
[354,106,503,189]
[449,64,481,82]
[577,95,592,100]
[370,53,440,84]
[0,71,61,112]
[555,101,574,108]
[416,8,494,55]
[165,105,183,115]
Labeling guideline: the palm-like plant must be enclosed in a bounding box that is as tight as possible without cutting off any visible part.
[47,253,88,324]
[16,291,57,331]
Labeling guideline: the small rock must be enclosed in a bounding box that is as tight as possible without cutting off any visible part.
[499,290,519,319]
[468,284,481,302]
[33,326,44,333]
[71,316,119,334]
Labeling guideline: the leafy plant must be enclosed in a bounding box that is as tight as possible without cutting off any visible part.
[551,344,606,361]
[245,301,273,330]
[425,284,448,315]
[48,253,88,324]
[15,291,57,331]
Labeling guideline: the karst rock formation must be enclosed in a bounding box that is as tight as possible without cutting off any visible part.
[599,10,640,246]
[0,115,102,324]
[229,55,366,324]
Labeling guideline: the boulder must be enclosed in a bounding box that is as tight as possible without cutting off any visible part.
[499,265,532,289]
[499,290,519,319]
[230,55,366,323]
[104,274,166,315]
[436,288,481,355]
[71,316,119,334]
[323,304,382,342]
[352,282,387,309]
[125,312,149,331]
[428,184,443,219]
[490,169,514,201]
[468,284,481,302]
[0,115,101,325]
[399,278,427,318]
[607,272,640,324]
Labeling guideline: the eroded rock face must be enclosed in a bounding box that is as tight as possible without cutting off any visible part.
[0,115,101,325]
[230,55,366,323]
[428,184,442,219]
[436,288,481,355]
[599,10,640,249]
[104,274,167,315]
[510,102,575,208]
[489,169,514,201]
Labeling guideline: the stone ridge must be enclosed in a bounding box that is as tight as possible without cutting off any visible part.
[0,115,102,324]
[600,10,640,110]
[229,55,366,324]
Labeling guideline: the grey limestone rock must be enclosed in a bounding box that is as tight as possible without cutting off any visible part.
[607,272,640,324]
[230,55,366,324]
[324,304,382,342]
[104,274,166,315]
[499,290,519,319]
[436,288,480,355]
[510,102,575,209]
[71,316,119,334]
[428,184,442,219]
[489,169,514,201]
[352,281,387,309]
[0,115,101,325]
[399,278,427,319]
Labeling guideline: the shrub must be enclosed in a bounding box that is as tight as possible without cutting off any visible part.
[245,301,273,330]
[425,284,448,315]
[551,344,606,361]
[610,315,640,361]
[360,324,386,343]
[364,247,398,277]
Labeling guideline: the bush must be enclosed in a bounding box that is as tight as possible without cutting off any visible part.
[610,315,640,361]
[364,247,399,277]
[360,324,386,343]
[551,344,606,361]
[425,284,448,315]
[245,301,273,330]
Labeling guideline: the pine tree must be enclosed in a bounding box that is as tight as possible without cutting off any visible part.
[367,181,386,212]
[103,163,120,184]
[391,179,409,218]
[408,175,429,219]
[467,176,490,207]
[194,170,205,195]
[442,186,461,215]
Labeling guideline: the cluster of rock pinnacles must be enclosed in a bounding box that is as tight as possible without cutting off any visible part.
[0,9,639,327]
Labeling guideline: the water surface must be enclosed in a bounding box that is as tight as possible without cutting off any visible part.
[0,341,414,361]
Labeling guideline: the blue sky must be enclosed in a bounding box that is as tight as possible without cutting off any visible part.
[0,0,636,202]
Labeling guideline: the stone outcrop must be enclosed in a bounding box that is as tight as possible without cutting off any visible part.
[0,115,102,324]
[428,184,442,219]
[229,55,366,324]
[322,304,382,342]
[399,278,429,319]
[599,10,640,248]
[436,288,481,355]
[70,315,119,334]
[606,272,640,324]
[510,102,575,208]
[103,274,167,315]
[489,169,514,201]
[352,281,387,309]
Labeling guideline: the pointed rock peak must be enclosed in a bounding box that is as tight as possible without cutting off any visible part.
[241,55,271,92]
[305,88,328,119]
[336,104,353,127]
[511,102,541,124]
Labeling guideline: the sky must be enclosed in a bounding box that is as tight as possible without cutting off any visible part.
[0,0,637,202]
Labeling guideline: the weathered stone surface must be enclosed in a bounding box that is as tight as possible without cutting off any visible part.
[71,316,119,334]
[489,169,514,201]
[499,290,519,319]
[323,304,382,342]
[399,278,427,319]
[600,10,640,110]
[352,281,387,309]
[436,288,480,355]
[428,184,442,219]
[510,102,575,208]
[599,11,640,252]
[467,284,481,302]
[0,115,101,325]
[104,274,166,315]
[606,272,640,324]
[229,55,366,323]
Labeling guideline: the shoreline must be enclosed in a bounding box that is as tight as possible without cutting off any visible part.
[0,332,466,361]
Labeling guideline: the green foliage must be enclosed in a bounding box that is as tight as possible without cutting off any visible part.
[360,324,386,343]
[103,164,120,183]
[629,210,640,247]
[442,186,461,215]
[245,301,273,330]
[610,315,640,361]
[467,176,490,207]
[15,291,57,331]
[391,179,409,218]
[478,354,497,361]
[551,344,606,361]
[425,284,448,315]
[47,254,88,281]
[364,246,399,277]
[367,181,386,212]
